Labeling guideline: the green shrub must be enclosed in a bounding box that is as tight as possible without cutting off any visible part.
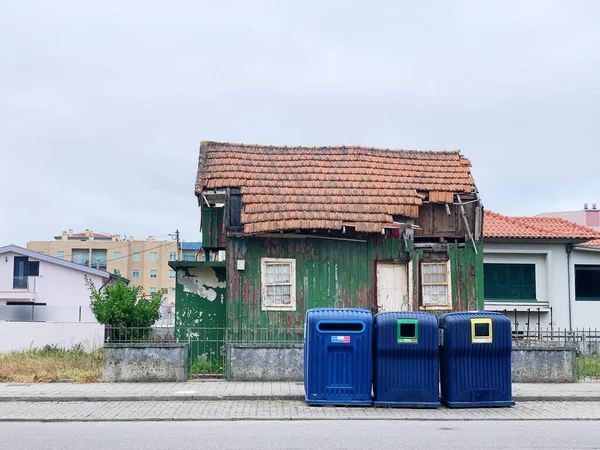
[86,276,161,327]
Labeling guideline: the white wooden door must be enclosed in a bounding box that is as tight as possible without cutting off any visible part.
[377,263,409,312]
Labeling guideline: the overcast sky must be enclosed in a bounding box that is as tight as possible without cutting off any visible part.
[1,1,599,246]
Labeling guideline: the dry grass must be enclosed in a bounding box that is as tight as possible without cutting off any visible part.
[0,345,102,383]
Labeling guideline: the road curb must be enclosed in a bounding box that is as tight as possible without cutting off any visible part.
[0,395,598,403]
[1,416,600,423]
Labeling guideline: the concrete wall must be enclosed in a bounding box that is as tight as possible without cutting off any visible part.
[512,344,577,383]
[103,344,188,382]
[227,344,303,381]
[0,322,104,352]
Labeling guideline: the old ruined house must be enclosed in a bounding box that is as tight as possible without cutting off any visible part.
[172,141,484,376]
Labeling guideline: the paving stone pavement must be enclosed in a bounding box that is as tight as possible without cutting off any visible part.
[0,400,600,422]
[1,381,599,402]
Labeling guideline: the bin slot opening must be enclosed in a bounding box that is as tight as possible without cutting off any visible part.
[474,323,490,338]
[317,321,365,332]
[397,319,419,343]
[471,318,493,343]
[400,323,416,338]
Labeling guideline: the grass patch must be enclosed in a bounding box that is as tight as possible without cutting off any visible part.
[577,355,600,378]
[0,344,102,383]
[190,356,224,377]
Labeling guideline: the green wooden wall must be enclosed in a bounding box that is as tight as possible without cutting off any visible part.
[201,208,225,249]
[225,233,483,334]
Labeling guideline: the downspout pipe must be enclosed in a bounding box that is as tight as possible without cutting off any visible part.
[566,244,574,331]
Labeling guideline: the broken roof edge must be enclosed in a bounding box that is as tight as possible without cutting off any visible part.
[199,140,464,156]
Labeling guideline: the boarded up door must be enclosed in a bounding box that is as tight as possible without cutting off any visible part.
[376,263,408,312]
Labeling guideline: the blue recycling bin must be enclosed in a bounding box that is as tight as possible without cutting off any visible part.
[439,312,514,408]
[373,312,440,408]
[304,308,373,406]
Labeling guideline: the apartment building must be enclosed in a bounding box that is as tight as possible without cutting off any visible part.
[27,230,182,294]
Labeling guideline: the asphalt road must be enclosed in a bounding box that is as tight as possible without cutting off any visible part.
[2,420,600,450]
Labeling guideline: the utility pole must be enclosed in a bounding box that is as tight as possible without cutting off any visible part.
[169,229,181,260]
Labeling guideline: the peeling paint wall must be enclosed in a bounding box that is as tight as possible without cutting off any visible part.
[174,265,227,370]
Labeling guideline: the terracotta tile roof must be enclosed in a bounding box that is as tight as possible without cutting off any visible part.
[196,141,476,234]
[484,211,600,240]
[578,238,600,247]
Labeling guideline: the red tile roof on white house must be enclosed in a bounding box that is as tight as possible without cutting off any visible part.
[484,211,600,240]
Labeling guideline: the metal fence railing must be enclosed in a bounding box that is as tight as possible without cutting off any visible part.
[497,308,600,381]
[104,325,305,378]
[105,319,600,381]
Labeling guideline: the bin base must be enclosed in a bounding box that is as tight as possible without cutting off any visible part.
[440,398,515,408]
[305,398,373,406]
[374,400,440,409]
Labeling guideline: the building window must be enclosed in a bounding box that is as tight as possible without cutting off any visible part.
[421,262,452,308]
[114,269,121,276]
[183,253,196,261]
[150,270,158,279]
[169,252,176,261]
[132,252,140,262]
[484,263,536,301]
[150,252,158,261]
[261,258,296,311]
[13,256,29,289]
[575,265,600,301]
[132,270,140,279]
[114,252,121,261]
[169,270,176,279]
[57,251,65,260]
[150,287,157,293]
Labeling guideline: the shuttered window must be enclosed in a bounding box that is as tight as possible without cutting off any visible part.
[484,263,536,301]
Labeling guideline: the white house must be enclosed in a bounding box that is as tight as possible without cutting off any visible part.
[0,245,119,351]
[483,212,600,331]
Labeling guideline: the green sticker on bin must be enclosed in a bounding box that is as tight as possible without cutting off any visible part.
[397,319,418,344]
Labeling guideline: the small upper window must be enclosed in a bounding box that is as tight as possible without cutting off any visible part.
[169,252,177,261]
[132,270,140,279]
[150,252,158,261]
[150,287,157,293]
[114,269,121,276]
[169,270,176,279]
[183,253,196,261]
[261,258,296,311]
[421,262,451,309]
[57,251,65,260]
[132,252,140,262]
[114,252,121,261]
[150,270,158,279]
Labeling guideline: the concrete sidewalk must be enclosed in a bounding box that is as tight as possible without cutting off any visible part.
[1,381,599,402]
[2,400,600,422]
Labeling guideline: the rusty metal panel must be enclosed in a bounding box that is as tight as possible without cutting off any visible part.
[202,207,225,248]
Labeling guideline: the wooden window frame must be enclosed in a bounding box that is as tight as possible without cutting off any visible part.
[261,258,296,311]
[420,261,452,309]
